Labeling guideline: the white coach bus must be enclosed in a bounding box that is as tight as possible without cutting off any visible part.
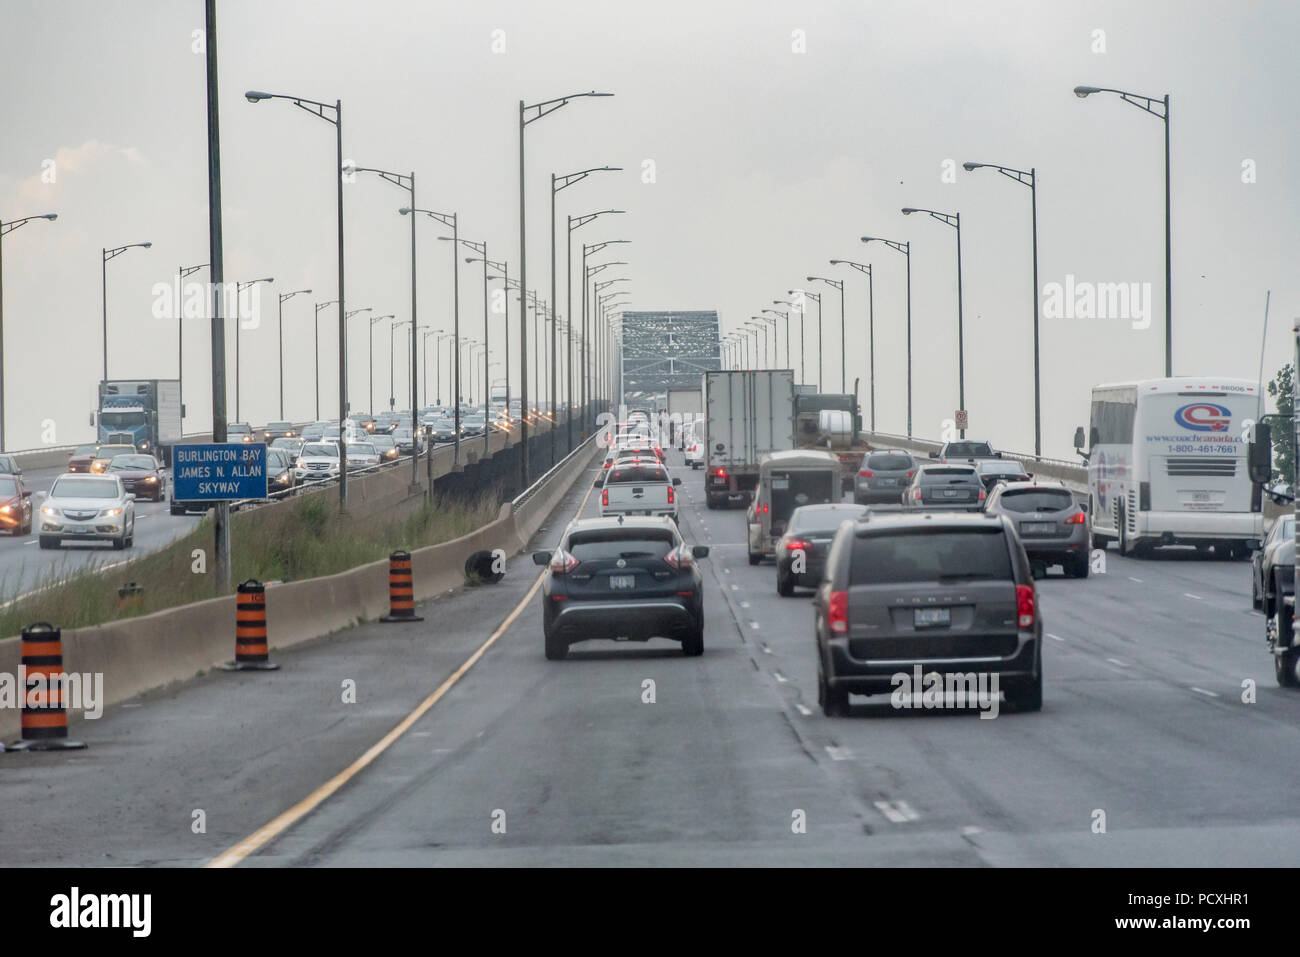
[1077,377,1265,558]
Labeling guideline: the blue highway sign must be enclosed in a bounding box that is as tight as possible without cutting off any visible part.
[172,443,268,501]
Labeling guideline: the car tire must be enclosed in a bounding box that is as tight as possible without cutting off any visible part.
[776,567,794,596]
[112,533,126,551]
[747,549,761,566]
[1070,555,1090,579]
[170,503,185,516]
[544,630,568,661]
[1275,646,1300,688]
[38,535,56,550]
[817,658,849,717]
[705,495,718,510]
[1005,643,1043,712]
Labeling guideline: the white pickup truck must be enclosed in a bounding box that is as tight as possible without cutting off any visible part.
[600,462,681,522]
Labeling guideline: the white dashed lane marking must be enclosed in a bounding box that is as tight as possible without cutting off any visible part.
[874,800,920,823]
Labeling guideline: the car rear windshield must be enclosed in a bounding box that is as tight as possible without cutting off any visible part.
[944,442,993,457]
[792,508,864,535]
[849,528,1013,585]
[52,478,119,499]
[867,453,913,470]
[302,444,338,457]
[568,528,676,561]
[109,456,154,469]
[608,466,668,484]
[920,468,978,483]
[998,489,1074,512]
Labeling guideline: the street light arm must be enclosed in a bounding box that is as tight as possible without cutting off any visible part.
[245,90,340,126]
[1,213,58,237]
[401,207,456,230]
[860,237,909,257]
[348,165,414,193]
[554,166,623,193]
[1074,85,1168,118]
[901,207,958,229]
[522,91,614,127]
[103,242,152,262]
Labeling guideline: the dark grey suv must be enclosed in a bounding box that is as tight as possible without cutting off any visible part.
[812,512,1044,716]
[901,464,985,511]
[982,481,1091,578]
[534,516,708,659]
[854,450,916,505]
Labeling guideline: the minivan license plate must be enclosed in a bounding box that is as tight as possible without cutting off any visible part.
[610,574,635,590]
[914,607,951,628]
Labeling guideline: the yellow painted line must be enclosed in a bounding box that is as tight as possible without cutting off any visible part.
[207,476,596,868]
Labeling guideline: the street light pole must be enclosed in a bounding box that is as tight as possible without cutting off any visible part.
[860,237,911,436]
[807,277,845,391]
[277,288,311,421]
[404,208,459,466]
[233,277,273,424]
[102,241,152,382]
[1074,85,1172,376]
[245,88,348,505]
[963,162,1041,455]
[829,260,875,431]
[902,207,965,436]
[313,300,338,421]
[0,213,58,452]
[178,262,207,427]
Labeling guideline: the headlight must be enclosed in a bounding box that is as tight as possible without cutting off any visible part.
[41,506,56,516]
[100,507,123,517]
[145,476,158,483]
[0,505,11,513]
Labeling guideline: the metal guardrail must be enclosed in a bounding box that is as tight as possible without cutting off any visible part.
[863,431,1085,471]
[512,427,600,509]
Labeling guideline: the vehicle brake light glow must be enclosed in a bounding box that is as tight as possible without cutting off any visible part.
[1016,584,1035,628]
[601,489,608,507]
[858,469,874,478]
[828,590,849,634]
[667,485,675,504]
[913,488,922,499]
[1065,511,1086,525]
[785,538,809,552]
[665,545,693,570]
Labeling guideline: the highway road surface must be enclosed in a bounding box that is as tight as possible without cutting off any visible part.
[3,449,1297,866]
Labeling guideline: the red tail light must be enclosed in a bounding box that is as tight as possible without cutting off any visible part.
[715,467,726,478]
[667,485,675,504]
[978,487,986,501]
[601,489,609,507]
[913,488,922,500]
[1016,584,1036,628]
[550,549,580,574]
[906,469,915,479]
[785,538,810,552]
[665,545,694,570]
[1065,511,1086,525]
[858,469,874,478]
[828,590,849,634]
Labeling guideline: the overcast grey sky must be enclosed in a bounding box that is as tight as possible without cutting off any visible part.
[2,0,1296,457]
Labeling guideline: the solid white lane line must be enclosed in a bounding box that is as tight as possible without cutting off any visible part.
[1046,633,1065,642]
[1106,657,1128,667]
[1184,593,1203,600]
[1129,576,1143,583]
[1190,687,1220,698]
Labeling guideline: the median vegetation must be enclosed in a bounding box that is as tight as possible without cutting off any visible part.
[0,487,501,639]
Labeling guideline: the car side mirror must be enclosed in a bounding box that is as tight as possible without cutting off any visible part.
[692,545,710,558]
[1073,425,1086,450]
[672,477,681,486]
[531,550,552,566]
[1248,422,1272,484]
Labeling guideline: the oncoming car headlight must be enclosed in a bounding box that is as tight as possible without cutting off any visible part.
[41,506,57,516]
[100,507,123,517]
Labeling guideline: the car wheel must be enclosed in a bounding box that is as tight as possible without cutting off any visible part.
[1005,643,1043,712]
[38,535,56,550]
[776,566,794,596]
[817,658,849,717]
[170,503,184,516]
[1251,572,1262,609]
[705,495,718,510]
[747,549,761,566]
[544,630,568,661]
[681,624,704,657]
[1274,646,1300,688]
[1070,555,1090,579]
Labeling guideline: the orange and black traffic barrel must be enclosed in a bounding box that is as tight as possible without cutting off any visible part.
[7,622,86,751]
[222,579,279,671]
[380,550,423,623]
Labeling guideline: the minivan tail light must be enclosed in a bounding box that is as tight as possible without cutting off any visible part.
[858,469,874,478]
[1065,511,1086,525]
[550,549,580,574]
[601,489,608,507]
[1016,584,1035,628]
[978,487,986,501]
[828,590,849,634]
[913,488,922,500]
[905,469,915,479]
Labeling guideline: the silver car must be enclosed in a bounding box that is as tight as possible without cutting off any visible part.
[346,441,381,471]
[38,473,136,550]
[854,449,917,504]
[982,480,1091,578]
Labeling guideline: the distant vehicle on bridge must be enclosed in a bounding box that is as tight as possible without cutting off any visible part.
[1075,376,1264,558]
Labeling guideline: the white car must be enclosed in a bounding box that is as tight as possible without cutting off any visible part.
[345,441,381,471]
[684,434,705,469]
[38,473,136,550]
[601,461,681,522]
[293,441,341,482]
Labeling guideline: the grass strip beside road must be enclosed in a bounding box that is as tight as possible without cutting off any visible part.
[0,489,500,639]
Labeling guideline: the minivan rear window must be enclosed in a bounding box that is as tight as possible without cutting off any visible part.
[849,528,1013,585]
[999,489,1074,513]
[607,467,667,484]
[867,453,913,470]
[944,442,993,457]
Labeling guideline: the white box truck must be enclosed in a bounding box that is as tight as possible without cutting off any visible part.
[665,385,703,449]
[703,369,795,509]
